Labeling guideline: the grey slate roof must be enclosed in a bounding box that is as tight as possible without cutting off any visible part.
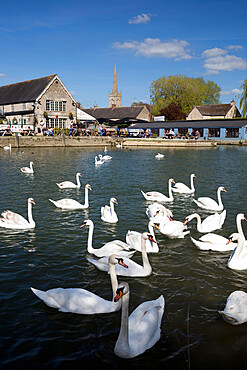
[194,104,241,117]
[83,106,146,120]
[0,75,57,105]
[130,118,247,129]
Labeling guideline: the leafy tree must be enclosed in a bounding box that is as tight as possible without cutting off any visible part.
[159,103,186,121]
[150,75,221,116]
[240,79,247,118]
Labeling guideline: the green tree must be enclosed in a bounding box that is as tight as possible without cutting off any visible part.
[150,75,221,116]
[240,79,247,118]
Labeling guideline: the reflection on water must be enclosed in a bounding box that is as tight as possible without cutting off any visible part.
[1,146,247,369]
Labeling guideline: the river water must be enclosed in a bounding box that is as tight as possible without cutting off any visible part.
[1,145,247,370]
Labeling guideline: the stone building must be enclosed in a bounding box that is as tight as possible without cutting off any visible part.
[0,74,77,133]
[187,100,241,120]
[108,63,122,108]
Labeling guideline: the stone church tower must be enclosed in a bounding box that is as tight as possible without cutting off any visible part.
[108,63,122,108]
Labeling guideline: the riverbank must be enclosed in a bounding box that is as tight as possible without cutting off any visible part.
[0,135,246,148]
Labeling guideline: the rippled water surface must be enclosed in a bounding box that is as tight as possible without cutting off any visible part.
[1,145,247,370]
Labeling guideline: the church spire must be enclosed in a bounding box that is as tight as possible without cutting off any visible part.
[112,63,118,94]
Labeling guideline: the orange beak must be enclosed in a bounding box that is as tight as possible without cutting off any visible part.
[226,238,232,245]
[114,290,123,302]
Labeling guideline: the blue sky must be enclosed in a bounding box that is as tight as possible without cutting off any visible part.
[1,0,247,110]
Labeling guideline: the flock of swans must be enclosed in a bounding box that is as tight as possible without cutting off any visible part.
[2,150,247,359]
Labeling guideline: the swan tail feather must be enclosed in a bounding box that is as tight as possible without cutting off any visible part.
[30,287,61,309]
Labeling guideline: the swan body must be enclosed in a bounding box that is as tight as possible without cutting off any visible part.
[101,197,118,223]
[141,178,175,202]
[30,255,128,314]
[3,143,11,150]
[81,219,135,258]
[99,154,112,161]
[155,153,164,159]
[56,172,82,189]
[227,233,247,270]
[219,291,247,325]
[172,174,196,194]
[0,198,35,229]
[147,204,173,226]
[49,184,92,210]
[184,210,226,233]
[20,161,34,174]
[88,232,155,277]
[126,221,159,253]
[104,146,108,153]
[116,142,122,148]
[114,282,165,358]
[193,186,226,211]
[95,155,104,165]
[156,219,189,239]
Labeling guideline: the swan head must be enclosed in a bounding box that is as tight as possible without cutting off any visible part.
[169,178,176,184]
[114,282,129,302]
[227,232,243,244]
[184,213,198,225]
[191,173,196,178]
[218,186,227,193]
[76,172,82,177]
[30,161,34,165]
[110,197,118,205]
[142,232,156,243]
[80,219,94,228]
[236,213,247,222]
[85,184,92,191]
[109,254,128,268]
[28,198,35,205]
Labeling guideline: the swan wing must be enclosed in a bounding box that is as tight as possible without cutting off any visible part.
[128,296,165,357]
[49,198,83,209]
[1,210,28,225]
[172,183,191,193]
[56,181,76,188]
[31,287,120,314]
[126,231,159,253]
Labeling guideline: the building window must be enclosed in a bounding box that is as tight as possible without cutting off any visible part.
[225,128,239,138]
[48,118,66,129]
[208,128,220,137]
[46,100,66,112]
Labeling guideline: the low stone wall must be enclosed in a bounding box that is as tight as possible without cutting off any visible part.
[0,135,245,148]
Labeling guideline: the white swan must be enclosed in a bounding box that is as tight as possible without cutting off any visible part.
[227,233,247,270]
[0,197,35,229]
[172,174,196,194]
[49,184,92,210]
[116,142,122,148]
[56,172,82,189]
[126,221,159,253]
[104,146,108,153]
[146,203,173,225]
[20,161,34,174]
[141,178,175,202]
[155,153,164,159]
[219,291,247,325]
[114,282,165,358]
[3,143,11,150]
[87,232,155,277]
[193,186,227,211]
[81,219,135,258]
[99,154,112,161]
[95,155,104,165]
[190,213,247,251]
[155,217,190,239]
[30,255,128,314]
[101,197,118,223]
[184,210,226,233]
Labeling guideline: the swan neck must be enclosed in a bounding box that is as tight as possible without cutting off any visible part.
[148,223,155,239]
[233,236,245,260]
[168,181,173,200]
[110,201,115,214]
[116,291,130,354]
[76,174,81,188]
[236,216,245,239]
[217,188,223,207]
[194,214,202,232]
[84,187,89,207]
[190,175,195,191]
[27,201,34,226]
[141,236,151,269]
[87,223,94,253]
[109,262,118,301]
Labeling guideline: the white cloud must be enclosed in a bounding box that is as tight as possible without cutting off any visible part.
[202,48,227,58]
[221,88,242,96]
[0,73,6,77]
[128,13,151,24]
[227,45,243,51]
[113,38,192,60]
[203,54,247,74]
